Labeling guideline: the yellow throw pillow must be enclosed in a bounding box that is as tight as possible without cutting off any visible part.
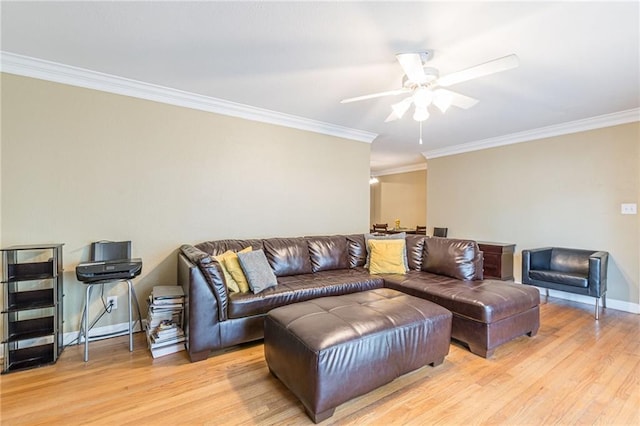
[223,247,252,293]
[368,239,407,275]
[214,250,242,293]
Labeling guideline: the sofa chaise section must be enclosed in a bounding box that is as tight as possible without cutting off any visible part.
[384,271,540,357]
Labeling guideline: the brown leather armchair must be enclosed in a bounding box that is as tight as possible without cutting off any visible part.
[522,247,609,319]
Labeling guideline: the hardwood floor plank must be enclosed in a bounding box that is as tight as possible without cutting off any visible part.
[1,297,638,425]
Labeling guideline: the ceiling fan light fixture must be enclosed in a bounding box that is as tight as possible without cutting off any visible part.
[433,89,453,113]
[413,87,433,108]
[413,106,430,122]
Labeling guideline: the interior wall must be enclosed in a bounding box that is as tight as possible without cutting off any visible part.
[427,122,640,308]
[370,169,427,230]
[0,73,371,335]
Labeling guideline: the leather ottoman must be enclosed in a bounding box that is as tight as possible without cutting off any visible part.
[264,288,452,423]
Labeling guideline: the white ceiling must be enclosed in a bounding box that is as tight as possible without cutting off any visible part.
[2,1,639,173]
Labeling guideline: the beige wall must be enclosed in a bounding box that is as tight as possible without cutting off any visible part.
[427,122,640,306]
[370,170,427,230]
[0,73,371,334]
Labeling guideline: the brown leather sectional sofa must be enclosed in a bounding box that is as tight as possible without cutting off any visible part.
[178,234,540,362]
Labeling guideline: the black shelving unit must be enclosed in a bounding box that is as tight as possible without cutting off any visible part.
[1,244,64,373]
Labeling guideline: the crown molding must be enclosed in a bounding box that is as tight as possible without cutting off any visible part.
[372,162,427,177]
[0,51,378,144]
[422,108,640,159]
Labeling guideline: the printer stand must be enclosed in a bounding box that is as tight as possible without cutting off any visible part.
[78,279,134,362]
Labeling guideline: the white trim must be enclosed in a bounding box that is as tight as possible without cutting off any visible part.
[63,320,145,347]
[521,283,640,315]
[422,108,640,159]
[0,51,378,144]
[372,162,427,177]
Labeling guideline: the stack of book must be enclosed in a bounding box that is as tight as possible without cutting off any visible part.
[145,285,185,358]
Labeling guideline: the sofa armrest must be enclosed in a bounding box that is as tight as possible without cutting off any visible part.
[588,251,609,298]
[522,248,553,284]
[528,247,553,270]
[178,252,222,361]
[180,244,230,322]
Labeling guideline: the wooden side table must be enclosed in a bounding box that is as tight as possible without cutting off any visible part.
[477,242,515,280]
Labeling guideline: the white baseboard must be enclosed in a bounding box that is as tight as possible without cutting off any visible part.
[0,321,147,361]
[522,283,640,314]
[63,320,146,347]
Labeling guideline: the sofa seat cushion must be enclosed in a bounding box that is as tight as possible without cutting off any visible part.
[529,269,588,288]
[384,271,540,323]
[227,268,384,319]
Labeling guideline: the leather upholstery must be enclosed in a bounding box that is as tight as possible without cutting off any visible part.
[178,253,221,360]
[405,234,426,271]
[306,235,349,272]
[195,239,264,256]
[550,248,590,275]
[179,234,540,361]
[522,247,608,298]
[228,269,383,318]
[384,271,540,323]
[529,270,588,288]
[264,289,451,423]
[422,237,480,281]
[346,234,367,267]
[263,237,313,277]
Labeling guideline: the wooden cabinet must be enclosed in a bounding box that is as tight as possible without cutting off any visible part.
[477,242,515,281]
[1,244,64,373]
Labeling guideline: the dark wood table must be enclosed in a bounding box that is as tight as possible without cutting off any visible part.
[476,241,515,280]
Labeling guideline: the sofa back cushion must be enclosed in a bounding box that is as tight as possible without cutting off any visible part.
[422,237,479,281]
[346,234,367,267]
[550,248,591,275]
[195,239,264,256]
[263,237,313,277]
[306,235,349,272]
[405,234,426,271]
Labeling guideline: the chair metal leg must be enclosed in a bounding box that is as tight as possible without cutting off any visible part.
[131,286,143,331]
[595,297,600,320]
[80,279,138,361]
[545,288,549,301]
[84,284,94,362]
[78,290,87,349]
[127,280,133,352]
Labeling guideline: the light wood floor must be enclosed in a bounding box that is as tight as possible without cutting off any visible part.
[1,297,639,425]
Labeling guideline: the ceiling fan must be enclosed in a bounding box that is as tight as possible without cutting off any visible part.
[340,51,519,126]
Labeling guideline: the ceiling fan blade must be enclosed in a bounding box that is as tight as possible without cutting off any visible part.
[396,53,427,84]
[391,96,414,118]
[384,111,400,122]
[385,96,414,122]
[340,87,411,104]
[438,54,519,87]
[435,89,479,110]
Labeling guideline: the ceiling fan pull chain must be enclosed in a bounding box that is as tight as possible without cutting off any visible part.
[419,121,423,145]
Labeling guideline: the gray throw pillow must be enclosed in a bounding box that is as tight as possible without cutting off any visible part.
[364,232,409,270]
[237,249,278,294]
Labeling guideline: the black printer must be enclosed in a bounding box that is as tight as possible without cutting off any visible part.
[76,258,142,283]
